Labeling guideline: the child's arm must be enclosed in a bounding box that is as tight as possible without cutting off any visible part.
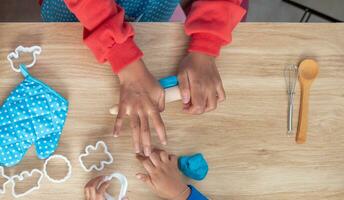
[137,150,208,200]
[178,0,246,114]
[63,0,166,157]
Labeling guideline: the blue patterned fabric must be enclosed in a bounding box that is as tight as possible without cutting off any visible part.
[41,0,180,22]
[0,65,68,167]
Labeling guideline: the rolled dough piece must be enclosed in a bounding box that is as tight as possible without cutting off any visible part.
[178,153,208,181]
[109,86,181,115]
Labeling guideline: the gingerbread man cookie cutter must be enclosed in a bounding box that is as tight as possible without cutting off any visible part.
[79,141,114,172]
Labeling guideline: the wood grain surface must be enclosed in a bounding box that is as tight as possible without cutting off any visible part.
[0,23,344,200]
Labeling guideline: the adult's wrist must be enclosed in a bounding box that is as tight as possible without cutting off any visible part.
[117,59,146,84]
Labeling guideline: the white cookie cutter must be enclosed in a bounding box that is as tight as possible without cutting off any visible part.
[79,141,114,172]
[99,173,128,200]
[43,154,72,183]
[0,166,11,194]
[10,169,43,198]
[7,45,42,73]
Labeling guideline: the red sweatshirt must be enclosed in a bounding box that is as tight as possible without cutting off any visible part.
[62,0,246,73]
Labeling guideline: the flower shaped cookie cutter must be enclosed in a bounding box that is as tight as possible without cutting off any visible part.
[0,166,11,194]
[43,154,72,183]
[10,169,43,198]
[79,141,114,172]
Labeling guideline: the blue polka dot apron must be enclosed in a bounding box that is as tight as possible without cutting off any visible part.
[0,46,69,167]
[41,0,180,22]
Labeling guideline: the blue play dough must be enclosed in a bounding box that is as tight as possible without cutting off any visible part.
[178,153,209,181]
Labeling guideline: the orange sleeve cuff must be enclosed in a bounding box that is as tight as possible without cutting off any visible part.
[107,37,143,74]
[185,0,246,56]
[188,33,226,57]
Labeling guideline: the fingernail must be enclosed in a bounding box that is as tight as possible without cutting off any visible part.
[144,147,151,156]
[113,133,119,138]
[162,141,167,145]
[182,96,189,104]
[134,148,141,154]
[136,174,142,179]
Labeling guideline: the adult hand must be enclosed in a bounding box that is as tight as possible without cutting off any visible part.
[115,59,166,156]
[178,52,226,114]
[136,150,190,200]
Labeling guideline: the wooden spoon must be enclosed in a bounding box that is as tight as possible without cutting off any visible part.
[296,59,319,144]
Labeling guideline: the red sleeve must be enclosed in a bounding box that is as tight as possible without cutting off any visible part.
[185,0,246,57]
[64,0,143,73]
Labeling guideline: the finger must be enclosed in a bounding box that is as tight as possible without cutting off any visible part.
[138,111,151,156]
[158,91,165,112]
[216,83,226,102]
[139,157,155,173]
[130,114,141,153]
[205,91,218,112]
[170,154,178,165]
[149,151,162,167]
[89,187,97,200]
[85,176,105,188]
[159,150,169,163]
[178,72,191,104]
[97,181,110,194]
[113,108,125,137]
[84,188,90,200]
[185,82,206,115]
[136,173,154,189]
[149,108,167,145]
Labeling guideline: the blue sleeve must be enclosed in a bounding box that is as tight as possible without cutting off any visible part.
[187,185,208,200]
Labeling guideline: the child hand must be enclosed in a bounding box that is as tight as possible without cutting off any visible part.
[178,52,226,114]
[84,176,109,200]
[84,176,129,200]
[115,59,167,156]
[136,150,191,200]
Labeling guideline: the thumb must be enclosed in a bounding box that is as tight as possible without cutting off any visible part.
[178,72,191,104]
[98,181,110,194]
[136,173,154,188]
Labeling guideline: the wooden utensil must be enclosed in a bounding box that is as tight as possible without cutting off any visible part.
[296,59,319,144]
[109,86,181,115]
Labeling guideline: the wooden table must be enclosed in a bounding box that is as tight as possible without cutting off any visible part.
[0,23,344,200]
